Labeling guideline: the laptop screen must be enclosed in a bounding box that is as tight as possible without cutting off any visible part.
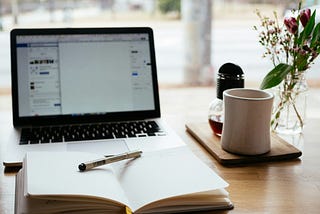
[11,28,160,126]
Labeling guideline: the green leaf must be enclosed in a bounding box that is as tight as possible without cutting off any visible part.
[298,11,316,45]
[311,22,320,48]
[260,63,293,90]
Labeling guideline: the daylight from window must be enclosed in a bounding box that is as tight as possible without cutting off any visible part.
[0,0,319,88]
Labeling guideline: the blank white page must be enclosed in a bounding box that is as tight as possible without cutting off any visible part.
[114,147,229,212]
[25,152,130,206]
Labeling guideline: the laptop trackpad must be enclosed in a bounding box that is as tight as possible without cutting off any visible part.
[66,140,128,155]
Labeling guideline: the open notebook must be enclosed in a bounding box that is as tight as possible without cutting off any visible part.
[15,147,233,213]
[4,27,185,168]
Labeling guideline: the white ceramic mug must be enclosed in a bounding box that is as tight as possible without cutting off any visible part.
[221,88,274,155]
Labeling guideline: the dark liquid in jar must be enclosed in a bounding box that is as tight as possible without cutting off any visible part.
[208,116,223,136]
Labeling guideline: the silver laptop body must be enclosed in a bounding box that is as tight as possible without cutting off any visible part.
[4,27,185,168]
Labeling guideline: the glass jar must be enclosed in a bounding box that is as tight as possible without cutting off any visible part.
[271,72,308,135]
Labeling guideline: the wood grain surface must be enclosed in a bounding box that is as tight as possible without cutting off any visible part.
[1,87,320,214]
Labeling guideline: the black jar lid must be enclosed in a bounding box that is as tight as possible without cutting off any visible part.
[216,63,244,99]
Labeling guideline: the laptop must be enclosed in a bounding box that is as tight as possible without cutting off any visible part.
[3,27,185,168]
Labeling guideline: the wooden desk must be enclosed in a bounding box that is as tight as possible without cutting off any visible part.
[1,87,320,213]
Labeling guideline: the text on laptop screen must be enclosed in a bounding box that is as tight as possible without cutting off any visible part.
[15,33,155,117]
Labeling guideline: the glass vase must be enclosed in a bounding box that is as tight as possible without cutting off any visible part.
[271,72,308,135]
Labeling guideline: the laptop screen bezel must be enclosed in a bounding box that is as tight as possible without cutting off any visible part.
[11,27,161,127]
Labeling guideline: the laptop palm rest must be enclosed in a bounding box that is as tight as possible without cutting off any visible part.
[3,139,129,169]
[66,140,129,155]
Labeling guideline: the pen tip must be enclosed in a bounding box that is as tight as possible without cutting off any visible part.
[78,163,86,172]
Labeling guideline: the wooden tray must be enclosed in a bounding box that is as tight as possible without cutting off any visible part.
[186,122,302,166]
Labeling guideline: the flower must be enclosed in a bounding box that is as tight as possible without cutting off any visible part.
[254,2,320,90]
[254,2,320,132]
[300,8,311,27]
[284,17,298,34]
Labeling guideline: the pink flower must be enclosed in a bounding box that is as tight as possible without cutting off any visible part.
[284,17,298,34]
[300,8,311,27]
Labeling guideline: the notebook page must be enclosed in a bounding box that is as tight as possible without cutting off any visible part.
[24,152,130,206]
[113,147,229,212]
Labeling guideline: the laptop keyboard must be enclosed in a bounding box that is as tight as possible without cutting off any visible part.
[20,120,165,145]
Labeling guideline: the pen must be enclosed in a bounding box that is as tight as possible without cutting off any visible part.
[78,150,142,172]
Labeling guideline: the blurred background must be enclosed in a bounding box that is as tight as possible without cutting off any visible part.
[0,0,319,90]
